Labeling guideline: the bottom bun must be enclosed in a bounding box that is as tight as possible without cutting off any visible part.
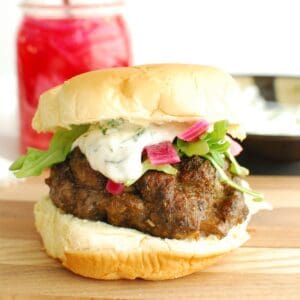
[34,189,270,280]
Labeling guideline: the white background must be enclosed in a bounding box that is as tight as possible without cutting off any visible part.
[2,0,300,75]
[0,0,300,158]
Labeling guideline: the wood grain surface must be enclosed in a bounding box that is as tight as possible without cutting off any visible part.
[0,175,299,300]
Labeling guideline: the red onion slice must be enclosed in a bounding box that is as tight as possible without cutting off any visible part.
[106,179,124,195]
[227,135,243,156]
[145,141,180,166]
[178,120,209,141]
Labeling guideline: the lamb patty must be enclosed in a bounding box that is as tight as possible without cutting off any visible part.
[46,147,249,239]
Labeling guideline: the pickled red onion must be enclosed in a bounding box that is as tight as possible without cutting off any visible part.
[145,142,180,166]
[227,135,243,156]
[178,120,209,141]
[106,179,124,195]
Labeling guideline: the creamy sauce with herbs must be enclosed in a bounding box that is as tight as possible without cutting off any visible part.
[73,122,186,183]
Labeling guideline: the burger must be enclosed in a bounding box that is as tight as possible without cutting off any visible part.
[10,64,270,280]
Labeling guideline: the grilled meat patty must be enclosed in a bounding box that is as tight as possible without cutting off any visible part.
[46,147,249,239]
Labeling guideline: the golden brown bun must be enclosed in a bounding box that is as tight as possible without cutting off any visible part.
[32,64,243,137]
[63,250,221,280]
[34,193,270,280]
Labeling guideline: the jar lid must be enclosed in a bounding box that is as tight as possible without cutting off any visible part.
[21,0,125,17]
[22,0,123,5]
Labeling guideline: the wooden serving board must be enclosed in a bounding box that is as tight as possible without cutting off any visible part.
[0,175,299,299]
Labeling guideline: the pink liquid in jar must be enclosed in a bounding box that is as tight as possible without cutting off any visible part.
[17,5,131,153]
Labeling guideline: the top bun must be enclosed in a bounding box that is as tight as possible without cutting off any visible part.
[32,64,241,133]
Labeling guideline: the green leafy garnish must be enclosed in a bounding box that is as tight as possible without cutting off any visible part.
[142,159,177,175]
[125,159,177,186]
[176,139,209,157]
[203,154,263,200]
[210,151,225,168]
[176,120,230,161]
[10,125,89,178]
[225,150,249,177]
[176,120,263,201]
[202,120,229,144]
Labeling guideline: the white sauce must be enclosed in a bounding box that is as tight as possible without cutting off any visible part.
[73,122,187,183]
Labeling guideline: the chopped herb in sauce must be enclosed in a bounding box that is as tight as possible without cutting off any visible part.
[99,118,125,135]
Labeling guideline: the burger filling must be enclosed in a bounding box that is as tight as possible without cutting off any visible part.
[46,147,248,239]
[10,119,264,240]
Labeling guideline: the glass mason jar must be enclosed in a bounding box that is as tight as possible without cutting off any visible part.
[17,0,132,153]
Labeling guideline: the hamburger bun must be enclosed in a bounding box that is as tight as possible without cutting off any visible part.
[32,64,244,138]
[29,64,270,280]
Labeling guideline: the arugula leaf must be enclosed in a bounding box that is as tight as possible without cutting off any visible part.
[176,139,209,157]
[225,150,249,177]
[202,120,228,144]
[177,120,230,167]
[142,159,177,175]
[10,125,89,178]
[214,120,228,139]
[210,151,225,168]
[175,119,263,200]
[203,154,263,200]
[208,140,230,153]
[125,159,177,186]
[9,155,27,171]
